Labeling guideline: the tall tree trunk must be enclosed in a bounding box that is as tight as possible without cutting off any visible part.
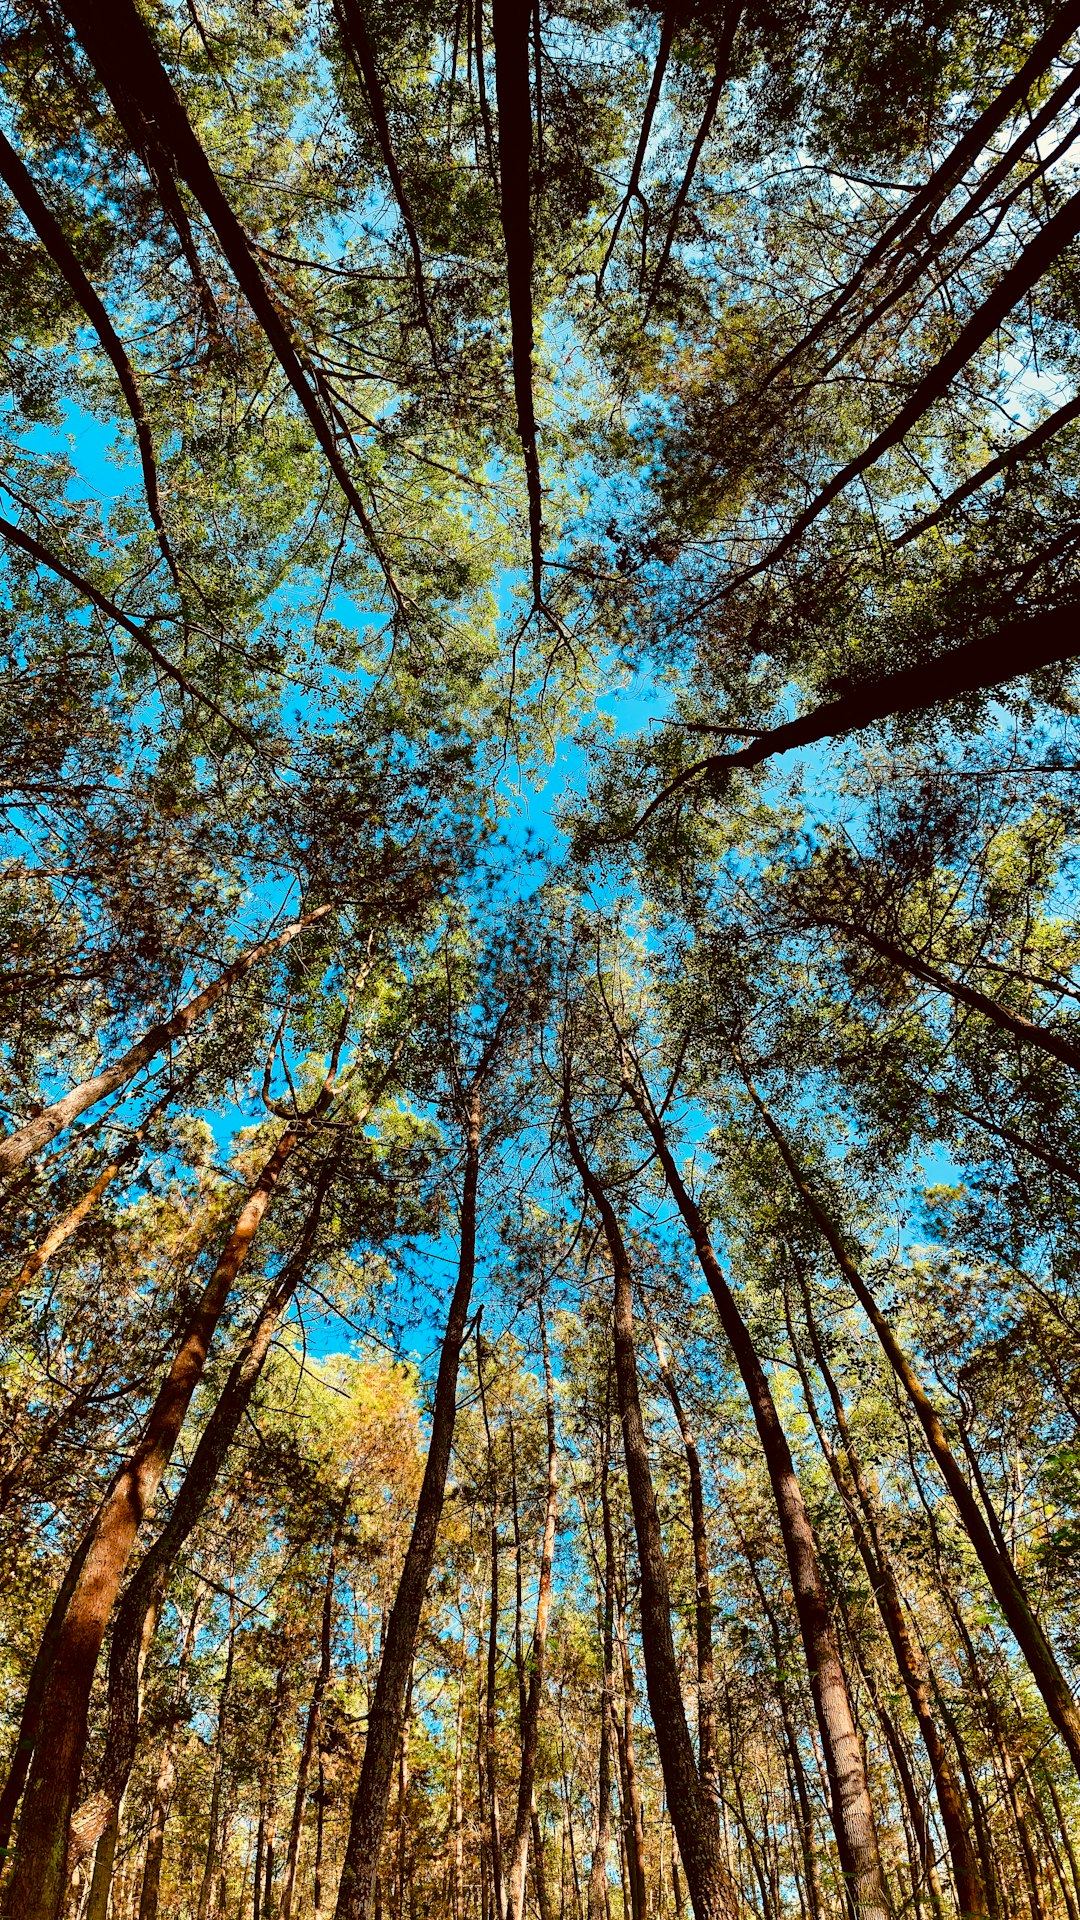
[196,1607,236,1920]
[278,1483,351,1920]
[85,1810,119,1920]
[560,1099,737,1920]
[627,1083,888,1920]
[749,1083,1080,1784]
[506,1303,559,1920]
[788,1270,986,1917]
[587,1402,615,1920]
[1,1119,302,1920]
[0,906,330,1176]
[136,1592,201,1920]
[647,1319,719,1802]
[68,1165,334,1877]
[334,1089,482,1920]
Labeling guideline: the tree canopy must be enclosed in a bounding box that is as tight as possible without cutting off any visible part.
[3,5,1080,1920]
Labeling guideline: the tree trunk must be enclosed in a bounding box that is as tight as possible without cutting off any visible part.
[1,1120,301,1920]
[506,1303,559,1920]
[68,1165,333,1878]
[751,1085,1080,1785]
[1,1090,170,1320]
[587,1405,615,1920]
[629,1085,888,1920]
[196,1611,236,1920]
[85,1809,119,1920]
[790,1271,986,1916]
[279,1483,351,1920]
[0,906,330,1176]
[647,1319,719,1802]
[334,1090,481,1920]
[560,1100,737,1920]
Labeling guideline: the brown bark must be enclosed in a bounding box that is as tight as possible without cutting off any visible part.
[824,914,1080,1078]
[625,1081,888,1920]
[627,600,1080,836]
[58,0,393,569]
[0,132,177,579]
[490,0,543,598]
[506,1303,559,1920]
[196,1610,236,1920]
[66,1157,337,1879]
[1,1119,303,1920]
[559,1099,737,1920]
[334,1089,481,1920]
[750,1083,1080,1785]
[0,905,330,1175]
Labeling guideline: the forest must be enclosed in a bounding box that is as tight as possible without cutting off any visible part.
[2,2,1080,1919]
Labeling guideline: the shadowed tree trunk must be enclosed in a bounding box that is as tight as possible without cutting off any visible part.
[506,1303,559,1920]
[278,1480,352,1920]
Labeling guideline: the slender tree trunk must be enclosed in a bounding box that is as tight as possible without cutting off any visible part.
[1,1090,171,1319]
[628,1085,887,1920]
[789,1272,986,1916]
[506,1304,559,1920]
[0,906,330,1177]
[453,1668,466,1920]
[647,1319,719,1802]
[587,1408,615,1920]
[1,1120,302,1920]
[196,1609,236,1920]
[560,1100,736,1920]
[751,1085,1080,1785]
[279,1484,350,1920]
[85,1809,119,1920]
[136,1593,200,1920]
[334,1089,482,1920]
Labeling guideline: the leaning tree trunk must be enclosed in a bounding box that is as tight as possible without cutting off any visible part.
[66,1164,335,1879]
[560,1101,737,1920]
[334,1089,481,1920]
[630,1086,889,1920]
[0,1118,303,1920]
[0,904,331,1177]
[749,1082,1080,1785]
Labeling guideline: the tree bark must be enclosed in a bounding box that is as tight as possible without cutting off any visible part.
[560,1099,737,1920]
[68,1164,336,1878]
[0,906,330,1175]
[789,1271,986,1916]
[1,1120,302,1920]
[334,1089,481,1920]
[587,1399,615,1920]
[751,1084,1080,1785]
[627,1083,888,1920]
